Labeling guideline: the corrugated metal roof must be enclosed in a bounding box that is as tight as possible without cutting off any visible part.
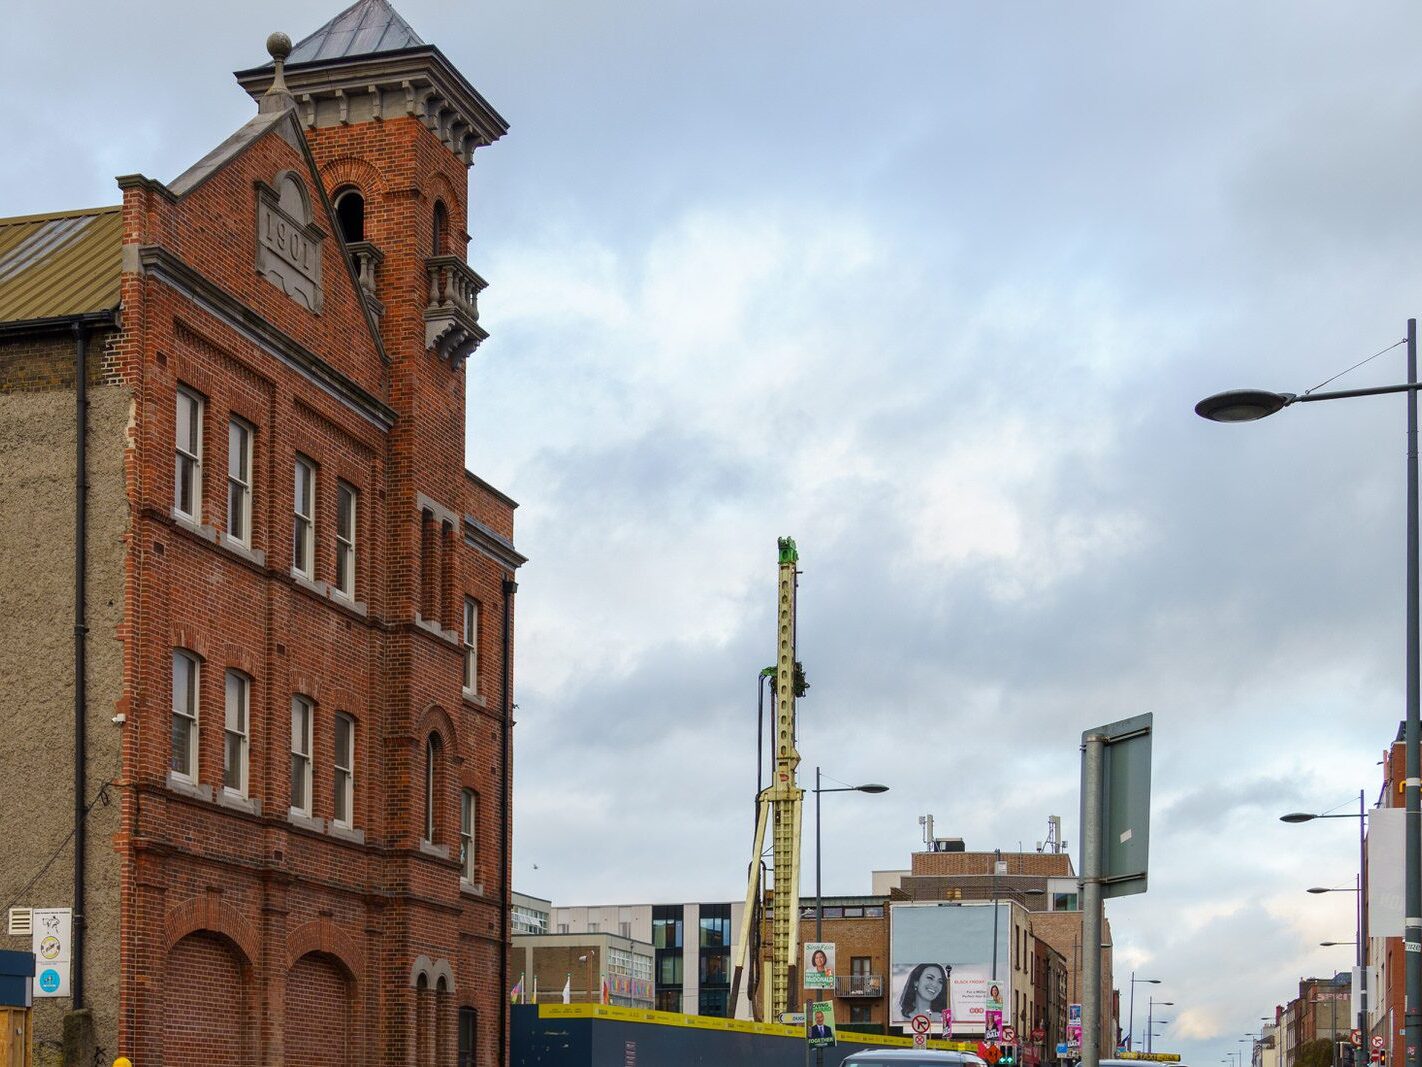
[285,0,425,65]
[0,207,122,323]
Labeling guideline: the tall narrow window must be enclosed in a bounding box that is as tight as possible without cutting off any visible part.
[174,387,203,519]
[433,200,448,255]
[293,456,316,578]
[460,788,477,880]
[424,734,442,843]
[334,712,355,827]
[336,481,357,598]
[224,671,250,795]
[334,188,365,243]
[227,418,252,545]
[171,650,199,780]
[290,695,313,816]
[458,1007,477,1067]
[462,598,479,693]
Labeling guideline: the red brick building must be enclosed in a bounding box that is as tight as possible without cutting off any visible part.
[0,2,521,1063]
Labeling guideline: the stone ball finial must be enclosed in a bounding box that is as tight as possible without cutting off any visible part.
[267,32,293,63]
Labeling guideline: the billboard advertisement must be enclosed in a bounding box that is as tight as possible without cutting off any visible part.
[889,902,1012,1033]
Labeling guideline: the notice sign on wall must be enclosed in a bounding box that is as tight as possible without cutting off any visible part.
[31,909,71,998]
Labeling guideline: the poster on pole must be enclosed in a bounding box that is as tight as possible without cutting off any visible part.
[807,1001,838,1048]
[804,942,836,990]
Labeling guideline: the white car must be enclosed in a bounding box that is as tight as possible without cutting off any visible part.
[842,1051,991,1067]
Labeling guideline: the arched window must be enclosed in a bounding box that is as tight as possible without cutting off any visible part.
[334,188,365,243]
[424,734,443,843]
[432,200,448,255]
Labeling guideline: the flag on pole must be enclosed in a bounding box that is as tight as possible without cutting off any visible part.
[602,978,609,1004]
[510,972,524,1004]
[562,974,572,1004]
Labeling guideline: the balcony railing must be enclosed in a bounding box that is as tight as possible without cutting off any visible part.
[424,254,489,365]
[346,241,385,318]
[836,974,884,998]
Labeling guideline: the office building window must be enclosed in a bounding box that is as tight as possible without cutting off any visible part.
[293,456,316,578]
[171,650,199,779]
[334,712,354,826]
[290,695,313,815]
[223,670,250,795]
[335,481,357,597]
[463,598,479,692]
[460,788,477,880]
[174,387,203,519]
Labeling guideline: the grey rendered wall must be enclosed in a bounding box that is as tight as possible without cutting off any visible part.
[0,354,130,1065]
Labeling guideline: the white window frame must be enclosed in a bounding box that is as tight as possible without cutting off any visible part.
[333,712,355,828]
[293,455,316,579]
[174,387,203,520]
[171,650,200,781]
[460,788,476,881]
[290,695,313,816]
[335,481,357,599]
[462,598,479,693]
[226,417,253,545]
[223,670,250,796]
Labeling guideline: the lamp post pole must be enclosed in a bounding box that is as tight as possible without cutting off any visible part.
[1198,319,1419,1067]
[813,768,887,1067]
[1127,974,1161,1052]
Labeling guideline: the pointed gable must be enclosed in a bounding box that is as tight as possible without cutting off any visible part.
[286,0,425,64]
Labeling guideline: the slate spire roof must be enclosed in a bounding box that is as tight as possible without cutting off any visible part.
[285,0,425,65]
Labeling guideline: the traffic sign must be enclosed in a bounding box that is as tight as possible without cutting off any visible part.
[914,1034,928,1048]
[911,1014,931,1035]
[979,1042,1003,1065]
[1005,1026,1018,1044]
[1352,1031,1362,1048]
[1373,1036,1386,1051]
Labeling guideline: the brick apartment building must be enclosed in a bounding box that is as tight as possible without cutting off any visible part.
[0,2,523,1064]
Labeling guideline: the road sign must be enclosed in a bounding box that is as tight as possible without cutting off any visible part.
[1082,713,1153,899]
[910,1014,931,1035]
[1374,1037,1386,1051]
[914,1034,928,1048]
[979,1042,1003,1065]
[780,1012,806,1026]
[1352,1031,1362,1048]
[1004,1027,1018,1044]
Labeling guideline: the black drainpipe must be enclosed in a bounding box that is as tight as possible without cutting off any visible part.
[72,320,89,1012]
[499,575,517,1065]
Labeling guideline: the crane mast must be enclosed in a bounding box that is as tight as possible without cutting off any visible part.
[730,537,804,1020]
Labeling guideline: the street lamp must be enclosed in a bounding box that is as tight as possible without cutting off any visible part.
[1322,941,1358,947]
[1147,999,1173,1053]
[1204,320,1421,1067]
[813,768,887,1062]
[1127,975,1161,1051]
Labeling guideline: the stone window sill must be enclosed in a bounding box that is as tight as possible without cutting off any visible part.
[166,771,212,801]
[294,572,369,617]
[219,533,267,567]
[420,840,450,860]
[463,688,486,707]
[288,808,325,832]
[171,509,218,543]
[217,789,261,816]
[329,822,365,845]
[461,879,485,897]
[414,614,460,646]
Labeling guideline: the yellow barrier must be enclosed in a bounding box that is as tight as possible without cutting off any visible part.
[534,1002,978,1050]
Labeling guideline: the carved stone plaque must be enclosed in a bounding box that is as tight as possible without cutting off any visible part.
[255,171,324,312]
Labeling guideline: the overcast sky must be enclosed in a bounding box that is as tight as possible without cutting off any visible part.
[8,1,1422,1060]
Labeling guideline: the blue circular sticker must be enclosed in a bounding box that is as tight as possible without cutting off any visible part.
[38,969,61,993]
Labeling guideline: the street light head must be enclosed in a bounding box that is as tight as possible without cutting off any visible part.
[1306,887,1330,894]
[1196,389,1296,423]
[1280,812,1318,823]
[856,783,889,794]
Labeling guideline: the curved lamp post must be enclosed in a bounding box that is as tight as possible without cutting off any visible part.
[1200,320,1422,1067]
[1128,975,1162,1051]
[1286,792,1368,1049]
